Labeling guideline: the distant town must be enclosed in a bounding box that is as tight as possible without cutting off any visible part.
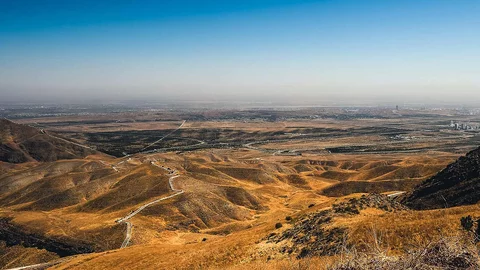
[450,121,480,131]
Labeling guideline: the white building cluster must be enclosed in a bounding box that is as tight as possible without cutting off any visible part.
[450,121,480,130]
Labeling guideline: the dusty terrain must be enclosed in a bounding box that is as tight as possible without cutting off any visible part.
[1,106,480,269]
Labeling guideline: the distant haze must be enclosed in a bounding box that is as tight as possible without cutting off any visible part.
[1,0,479,105]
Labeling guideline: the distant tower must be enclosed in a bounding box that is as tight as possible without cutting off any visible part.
[396,105,399,111]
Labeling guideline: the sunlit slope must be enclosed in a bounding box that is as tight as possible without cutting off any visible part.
[0,151,456,230]
[0,149,459,269]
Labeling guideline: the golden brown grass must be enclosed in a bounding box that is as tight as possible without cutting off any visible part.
[0,241,59,269]
[0,149,467,269]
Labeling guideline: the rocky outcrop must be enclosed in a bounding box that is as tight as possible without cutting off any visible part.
[267,194,406,258]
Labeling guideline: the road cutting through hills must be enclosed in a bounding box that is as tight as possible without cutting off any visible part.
[6,259,66,270]
[100,160,120,172]
[116,161,184,248]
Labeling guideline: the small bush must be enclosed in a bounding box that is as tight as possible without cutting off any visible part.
[275,222,283,229]
[286,216,292,221]
[308,204,315,208]
[461,215,474,231]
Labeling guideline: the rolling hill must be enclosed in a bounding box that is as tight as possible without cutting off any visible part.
[0,140,466,269]
[0,119,97,163]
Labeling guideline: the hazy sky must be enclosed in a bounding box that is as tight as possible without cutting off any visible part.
[1,0,479,104]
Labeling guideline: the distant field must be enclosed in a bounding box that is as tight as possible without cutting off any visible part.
[13,108,480,156]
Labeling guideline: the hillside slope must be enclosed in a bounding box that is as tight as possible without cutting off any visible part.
[0,119,96,163]
[404,146,480,209]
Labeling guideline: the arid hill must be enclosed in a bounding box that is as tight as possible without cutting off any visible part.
[0,119,96,163]
[404,146,480,209]
[0,144,464,269]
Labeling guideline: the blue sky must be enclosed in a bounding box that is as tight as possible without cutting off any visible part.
[1,0,479,104]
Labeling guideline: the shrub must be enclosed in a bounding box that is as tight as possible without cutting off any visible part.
[461,215,474,231]
[286,216,292,221]
[275,222,283,229]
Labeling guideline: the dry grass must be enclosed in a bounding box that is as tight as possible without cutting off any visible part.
[343,204,480,253]
[0,148,467,269]
[331,235,479,270]
[226,257,331,270]
[226,233,480,270]
[0,241,60,269]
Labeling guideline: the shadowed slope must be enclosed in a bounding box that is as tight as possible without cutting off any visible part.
[0,119,97,163]
[404,147,480,209]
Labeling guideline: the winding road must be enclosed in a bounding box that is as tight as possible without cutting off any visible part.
[6,260,66,270]
[6,160,184,269]
[116,162,184,248]
[120,221,132,248]
[100,161,120,172]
